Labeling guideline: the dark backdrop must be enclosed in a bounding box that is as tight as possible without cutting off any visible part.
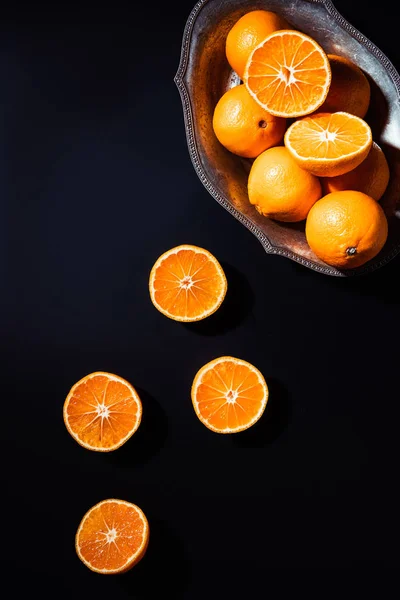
[2,0,399,597]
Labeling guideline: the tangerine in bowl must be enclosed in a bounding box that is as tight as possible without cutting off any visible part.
[175,0,400,275]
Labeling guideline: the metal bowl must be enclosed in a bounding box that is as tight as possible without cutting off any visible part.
[174,0,400,276]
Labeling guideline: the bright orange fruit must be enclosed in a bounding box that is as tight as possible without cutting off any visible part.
[75,499,149,574]
[284,111,372,177]
[191,356,269,433]
[244,30,331,117]
[212,84,286,158]
[63,372,142,452]
[226,10,291,80]
[149,244,227,322]
[305,190,388,268]
[247,146,322,222]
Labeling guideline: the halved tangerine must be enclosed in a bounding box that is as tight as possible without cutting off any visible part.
[284,111,372,177]
[149,244,227,322]
[244,29,331,117]
[63,372,142,452]
[191,356,269,433]
[75,499,149,574]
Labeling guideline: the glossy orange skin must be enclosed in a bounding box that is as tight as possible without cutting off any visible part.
[305,190,388,268]
[212,84,286,158]
[226,10,291,80]
[321,142,390,201]
[248,146,322,222]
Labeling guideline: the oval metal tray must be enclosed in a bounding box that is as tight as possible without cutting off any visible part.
[174,0,400,276]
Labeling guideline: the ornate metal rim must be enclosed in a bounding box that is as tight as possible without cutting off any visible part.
[174,0,400,277]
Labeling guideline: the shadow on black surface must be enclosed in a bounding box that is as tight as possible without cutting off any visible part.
[290,249,400,303]
[105,388,168,468]
[232,378,291,448]
[119,519,191,600]
[183,262,255,336]
[339,253,400,304]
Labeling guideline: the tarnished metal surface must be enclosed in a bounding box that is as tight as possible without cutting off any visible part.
[175,0,400,276]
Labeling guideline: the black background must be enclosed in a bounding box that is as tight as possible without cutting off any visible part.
[2,0,399,596]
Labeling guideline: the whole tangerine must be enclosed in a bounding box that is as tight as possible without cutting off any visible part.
[305,190,388,269]
[212,84,286,158]
[248,146,322,222]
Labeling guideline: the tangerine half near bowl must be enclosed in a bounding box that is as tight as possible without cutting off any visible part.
[149,244,227,322]
[75,499,149,574]
[63,372,142,452]
[191,356,269,433]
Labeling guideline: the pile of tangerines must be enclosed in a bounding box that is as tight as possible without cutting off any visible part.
[213,10,390,269]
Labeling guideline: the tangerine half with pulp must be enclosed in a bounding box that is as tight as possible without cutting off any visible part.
[191,356,269,433]
[149,244,227,322]
[75,499,149,574]
[63,372,142,452]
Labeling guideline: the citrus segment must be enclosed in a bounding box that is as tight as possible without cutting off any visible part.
[191,357,268,433]
[75,499,149,574]
[63,372,142,452]
[149,245,227,322]
[284,111,372,177]
[244,30,331,117]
